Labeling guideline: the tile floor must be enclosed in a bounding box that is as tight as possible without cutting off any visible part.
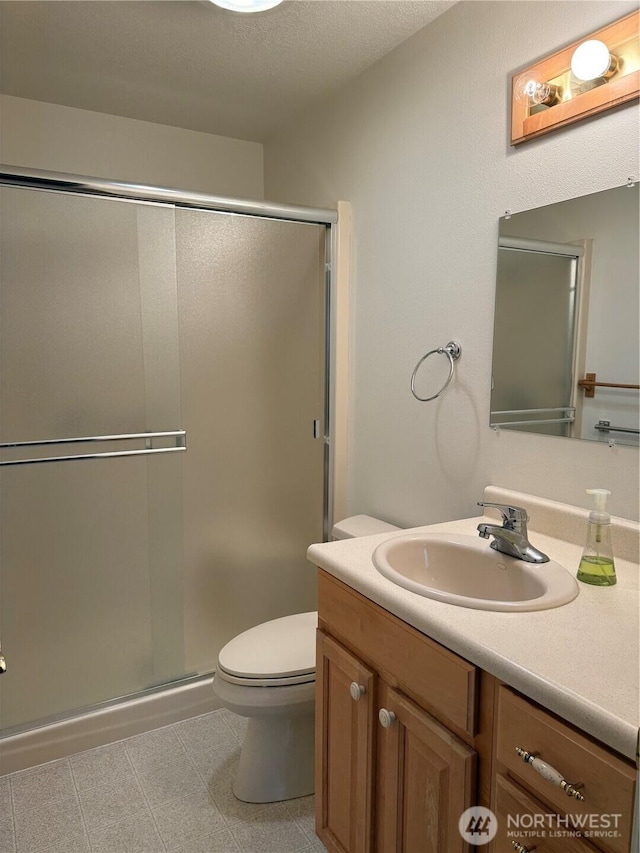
[0,709,327,853]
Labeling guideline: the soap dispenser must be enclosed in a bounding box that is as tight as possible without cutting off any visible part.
[577,489,617,586]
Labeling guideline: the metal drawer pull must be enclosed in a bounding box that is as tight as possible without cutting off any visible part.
[515,747,585,801]
[378,708,397,728]
[349,682,366,701]
[512,841,536,852]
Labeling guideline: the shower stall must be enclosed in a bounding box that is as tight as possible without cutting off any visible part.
[0,167,337,773]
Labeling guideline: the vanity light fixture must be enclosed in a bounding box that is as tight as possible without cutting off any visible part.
[207,0,284,12]
[510,9,639,145]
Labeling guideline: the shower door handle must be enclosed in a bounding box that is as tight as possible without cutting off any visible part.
[0,429,187,467]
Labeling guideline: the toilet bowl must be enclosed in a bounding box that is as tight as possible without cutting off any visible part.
[213,514,400,803]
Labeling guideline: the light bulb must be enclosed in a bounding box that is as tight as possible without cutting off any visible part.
[208,0,284,12]
[571,40,618,81]
[514,73,561,107]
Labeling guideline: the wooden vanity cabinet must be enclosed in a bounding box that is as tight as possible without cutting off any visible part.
[316,570,637,853]
[316,571,483,853]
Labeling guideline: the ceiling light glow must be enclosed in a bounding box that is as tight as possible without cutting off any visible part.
[208,0,284,13]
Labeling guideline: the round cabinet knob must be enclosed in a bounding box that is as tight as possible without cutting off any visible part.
[378,708,397,728]
[349,682,366,701]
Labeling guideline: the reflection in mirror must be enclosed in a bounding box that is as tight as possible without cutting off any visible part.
[490,183,639,446]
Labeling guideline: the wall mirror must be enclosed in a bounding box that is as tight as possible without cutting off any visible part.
[490,183,639,447]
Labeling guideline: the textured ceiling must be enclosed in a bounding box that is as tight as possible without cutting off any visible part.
[0,0,455,142]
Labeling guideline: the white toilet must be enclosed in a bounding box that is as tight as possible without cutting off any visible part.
[212,514,399,803]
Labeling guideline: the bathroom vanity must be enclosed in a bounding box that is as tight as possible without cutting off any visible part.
[308,489,639,853]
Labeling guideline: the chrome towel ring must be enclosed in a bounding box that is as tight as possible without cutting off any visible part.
[410,341,462,402]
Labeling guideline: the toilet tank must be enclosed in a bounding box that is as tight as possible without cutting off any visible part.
[331,514,400,540]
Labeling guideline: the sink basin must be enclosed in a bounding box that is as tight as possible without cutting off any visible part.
[372,533,579,612]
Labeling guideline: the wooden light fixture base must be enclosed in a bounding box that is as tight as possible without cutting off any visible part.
[511,10,639,145]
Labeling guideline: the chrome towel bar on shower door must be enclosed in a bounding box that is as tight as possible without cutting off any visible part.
[0,429,187,466]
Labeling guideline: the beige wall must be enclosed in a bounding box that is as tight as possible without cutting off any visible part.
[0,95,264,198]
[264,0,640,522]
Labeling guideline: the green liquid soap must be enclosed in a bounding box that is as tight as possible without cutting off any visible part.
[577,555,617,586]
[578,489,617,587]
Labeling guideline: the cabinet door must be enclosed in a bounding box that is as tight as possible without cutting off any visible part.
[316,630,376,853]
[376,683,476,853]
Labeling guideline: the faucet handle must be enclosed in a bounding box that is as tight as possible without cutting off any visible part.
[477,502,529,527]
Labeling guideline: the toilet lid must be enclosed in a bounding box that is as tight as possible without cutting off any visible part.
[217,611,317,680]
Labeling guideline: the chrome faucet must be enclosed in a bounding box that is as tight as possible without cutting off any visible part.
[477,502,549,564]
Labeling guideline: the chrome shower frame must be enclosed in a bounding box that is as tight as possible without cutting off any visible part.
[0,165,339,772]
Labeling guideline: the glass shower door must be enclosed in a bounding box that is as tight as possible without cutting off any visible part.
[175,210,326,673]
[0,187,185,733]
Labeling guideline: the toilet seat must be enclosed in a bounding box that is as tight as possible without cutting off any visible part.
[216,611,317,688]
[215,667,315,688]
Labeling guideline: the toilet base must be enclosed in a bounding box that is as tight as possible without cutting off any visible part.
[233,709,315,803]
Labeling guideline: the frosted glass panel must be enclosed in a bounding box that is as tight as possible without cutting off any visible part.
[491,249,577,437]
[0,461,153,728]
[0,188,184,731]
[0,190,146,441]
[176,211,326,673]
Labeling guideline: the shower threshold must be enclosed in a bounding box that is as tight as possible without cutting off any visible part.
[0,671,218,775]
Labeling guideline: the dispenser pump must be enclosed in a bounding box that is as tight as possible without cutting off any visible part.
[587,488,611,523]
[577,488,616,586]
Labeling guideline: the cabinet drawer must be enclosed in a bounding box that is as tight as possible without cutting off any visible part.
[495,687,635,853]
[493,773,599,853]
[318,571,478,734]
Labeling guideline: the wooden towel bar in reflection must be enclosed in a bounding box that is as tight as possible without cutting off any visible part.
[578,373,640,398]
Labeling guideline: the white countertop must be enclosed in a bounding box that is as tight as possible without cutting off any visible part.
[308,513,640,762]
